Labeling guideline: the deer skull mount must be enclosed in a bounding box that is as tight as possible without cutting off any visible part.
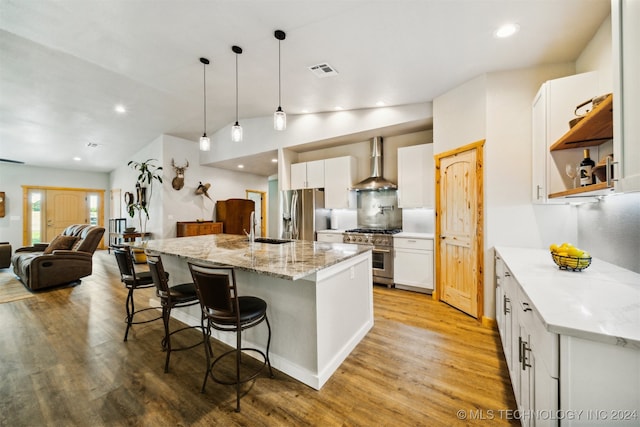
[171,158,189,190]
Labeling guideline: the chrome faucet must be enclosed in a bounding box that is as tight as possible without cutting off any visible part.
[244,211,256,243]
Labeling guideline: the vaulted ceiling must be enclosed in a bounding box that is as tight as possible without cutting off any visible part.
[0,0,610,173]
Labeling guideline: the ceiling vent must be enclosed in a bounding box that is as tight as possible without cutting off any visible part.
[308,63,338,78]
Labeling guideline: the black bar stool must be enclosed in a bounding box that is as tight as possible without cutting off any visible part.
[146,254,208,373]
[188,263,274,412]
[113,247,162,341]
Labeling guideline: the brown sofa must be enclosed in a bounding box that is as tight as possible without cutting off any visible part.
[12,224,105,290]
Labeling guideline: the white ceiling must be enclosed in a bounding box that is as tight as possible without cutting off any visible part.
[0,0,610,175]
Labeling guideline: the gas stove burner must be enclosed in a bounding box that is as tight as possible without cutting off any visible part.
[345,228,402,235]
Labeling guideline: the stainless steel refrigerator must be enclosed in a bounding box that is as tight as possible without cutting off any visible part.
[281,189,329,241]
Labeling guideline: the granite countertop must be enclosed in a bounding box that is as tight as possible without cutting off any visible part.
[138,234,371,281]
[495,246,640,349]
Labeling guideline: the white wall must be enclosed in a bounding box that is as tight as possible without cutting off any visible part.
[202,103,432,165]
[431,12,618,320]
[0,163,109,250]
[433,75,487,153]
[434,62,584,320]
[109,134,269,240]
[110,135,164,236]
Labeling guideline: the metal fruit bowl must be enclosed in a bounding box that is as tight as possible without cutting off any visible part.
[551,252,592,271]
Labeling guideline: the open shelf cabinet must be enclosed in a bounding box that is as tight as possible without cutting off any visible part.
[549,94,612,151]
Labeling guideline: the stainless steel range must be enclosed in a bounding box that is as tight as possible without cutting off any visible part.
[343,228,401,287]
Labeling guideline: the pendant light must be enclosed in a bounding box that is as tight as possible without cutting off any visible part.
[231,46,243,142]
[199,57,211,151]
[274,30,286,131]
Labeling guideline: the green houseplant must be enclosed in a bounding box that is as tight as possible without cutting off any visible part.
[126,158,163,235]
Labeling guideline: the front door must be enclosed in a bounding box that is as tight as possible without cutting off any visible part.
[435,140,484,319]
[45,190,88,241]
[23,186,104,246]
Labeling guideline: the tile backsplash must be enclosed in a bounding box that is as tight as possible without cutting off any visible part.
[577,192,640,273]
[402,208,435,233]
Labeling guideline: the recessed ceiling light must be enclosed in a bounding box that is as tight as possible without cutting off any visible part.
[271,158,278,163]
[73,156,82,161]
[237,164,244,169]
[334,106,343,111]
[494,23,520,38]
[301,109,309,114]
[114,104,127,114]
[376,101,386,107]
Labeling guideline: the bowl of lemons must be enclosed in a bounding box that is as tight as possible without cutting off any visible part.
[550,243,592,271]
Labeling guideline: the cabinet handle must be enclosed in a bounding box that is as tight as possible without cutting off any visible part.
[504,271,511,277]
[536,185,542,200]
[521,302,532,312]
[503,295,510,315]
[518,336,523,363]
[606,156,619,188]
[521,338,532,370]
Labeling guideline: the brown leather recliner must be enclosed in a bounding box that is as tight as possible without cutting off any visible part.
[11,224,105,290]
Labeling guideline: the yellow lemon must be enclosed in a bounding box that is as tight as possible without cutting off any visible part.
[550,243,559,253]
[567,247,584,257]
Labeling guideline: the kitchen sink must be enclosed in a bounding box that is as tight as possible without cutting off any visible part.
[252,237,292,244]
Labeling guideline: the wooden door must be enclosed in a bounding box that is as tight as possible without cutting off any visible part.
[435,140,484,319]
[45,189,88,241]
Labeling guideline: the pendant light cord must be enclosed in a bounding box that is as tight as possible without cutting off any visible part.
[202,61,207,135]
[236,53,239,122]
[278,39,282,108]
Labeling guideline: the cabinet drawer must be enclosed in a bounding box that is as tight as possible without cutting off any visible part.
[394,237,433,250]
[517,286,559,378]
[316,233,344,243]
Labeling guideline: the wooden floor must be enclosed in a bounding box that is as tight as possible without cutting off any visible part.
[0,250,517,426]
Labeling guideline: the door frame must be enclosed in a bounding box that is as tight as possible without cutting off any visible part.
[246,189,267,237]
[21,185,105,247]
[433,139,485,321]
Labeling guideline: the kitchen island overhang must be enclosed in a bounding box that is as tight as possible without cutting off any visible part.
[138,234,374,390]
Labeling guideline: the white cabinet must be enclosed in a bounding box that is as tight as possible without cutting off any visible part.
[531,71,604,203]
[497,254,559,425]
[291,160,325,189]
[324,156,357,209]
[393,236,433,293]
[613,0,640,192]
[397,144,434,208]
[316,231,344,243]
[496,250,640,426]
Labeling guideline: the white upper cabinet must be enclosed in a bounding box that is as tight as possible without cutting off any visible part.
[324,156,357,209]
[531,71,614,203]
[291,160,325,189]
[398,144,434,208]
[613,0,640,193]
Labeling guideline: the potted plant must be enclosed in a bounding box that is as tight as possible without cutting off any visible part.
[126,159,163,262]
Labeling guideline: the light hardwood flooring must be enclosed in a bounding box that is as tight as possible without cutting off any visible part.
[0,250,517,426]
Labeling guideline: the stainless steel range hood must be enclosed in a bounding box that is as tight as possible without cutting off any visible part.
[351,137,397,191]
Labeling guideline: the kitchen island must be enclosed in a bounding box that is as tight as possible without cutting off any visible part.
[139,234,373,390]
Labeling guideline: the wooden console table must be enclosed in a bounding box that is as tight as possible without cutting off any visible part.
[176,221,223,237]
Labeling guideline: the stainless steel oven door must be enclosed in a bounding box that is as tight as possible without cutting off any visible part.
[372,246,393,286]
